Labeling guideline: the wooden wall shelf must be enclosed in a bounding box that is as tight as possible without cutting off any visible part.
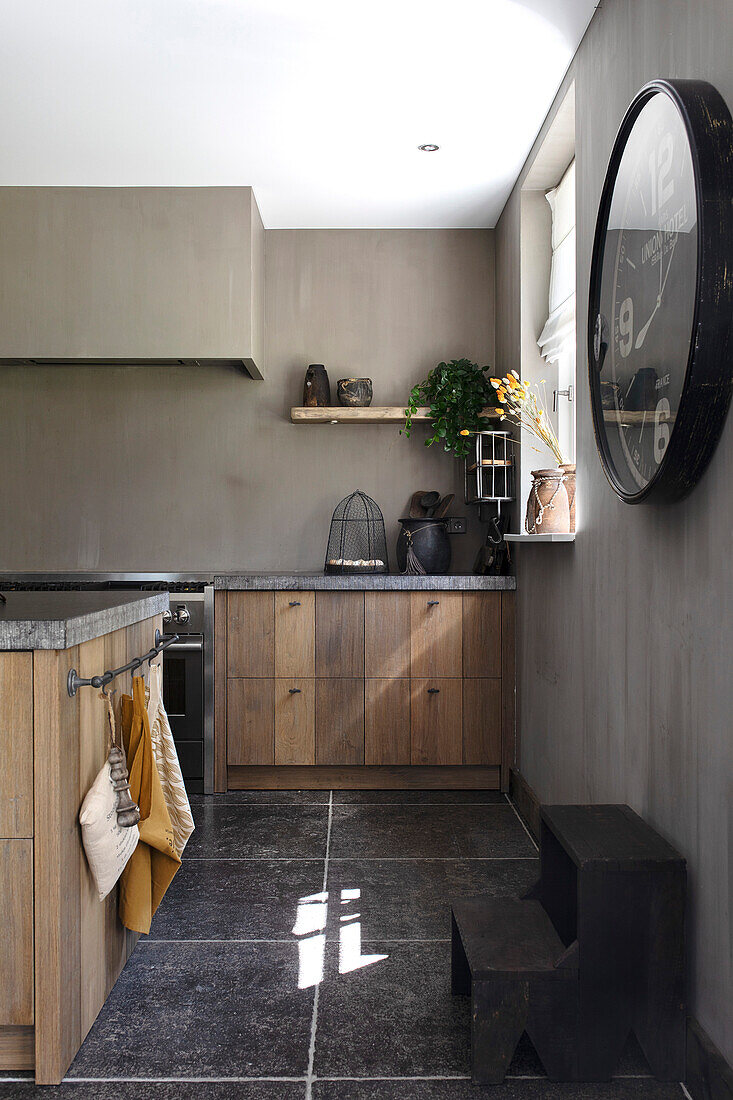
[504,532,575,543]
[290,406,500,424]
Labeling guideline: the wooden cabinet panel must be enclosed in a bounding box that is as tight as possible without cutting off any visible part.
[410,593,462,678]
[227,679,274,765]
[0,839,33,1025]
[227,592,274,678]
[462,593,501,677]
[410,678,463,765]
[275,679,315,765]
[0,653,33,838]
[315,593,364,677]
[275,592,315,678]
[365,592,411,678]
[462,678,502,765]
[365,679,410,765]
[316,679,364,764]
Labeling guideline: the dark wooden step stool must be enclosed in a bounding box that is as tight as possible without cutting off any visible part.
[452,896,578,1084]
[451,804,686,1084]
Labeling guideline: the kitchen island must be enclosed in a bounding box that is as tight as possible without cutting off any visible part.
[213,574,516,792]
[0,591,168,1084]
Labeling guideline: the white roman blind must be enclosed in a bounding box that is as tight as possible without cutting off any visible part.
[538,160,576,364]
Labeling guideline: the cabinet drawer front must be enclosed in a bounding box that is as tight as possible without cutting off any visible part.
[462,593,501,677]
[227,593,274,677]
[365,592,411,678]
[227,679,274,765]
[275,679,315,765]
[315,678,364,764]
[0,839,33,1025]
[0,653,33,838]
[275,592,315,678]
[410,678,462,765]
[365,678,410,765]
[410,593,462,678]
[462,679,502,765]
[315,592,364,677]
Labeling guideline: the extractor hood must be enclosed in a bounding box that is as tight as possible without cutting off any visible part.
[0,186,264,379]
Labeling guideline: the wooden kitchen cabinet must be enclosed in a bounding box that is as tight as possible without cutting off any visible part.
[410,678,463,765]
[275,592,315,678]
[0,653,33,838]
[227,679,274,765]
[315,592,364,677]
[0,839,34,1027]
[227,592,274,677]
[410,592,462,678]
[275,679,315,765]
[365,592,410,677]
[218,588,515,790]
[365,678,410,764]
[316,678,364,764]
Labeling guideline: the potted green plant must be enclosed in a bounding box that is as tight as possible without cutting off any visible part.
[401,358,496,458]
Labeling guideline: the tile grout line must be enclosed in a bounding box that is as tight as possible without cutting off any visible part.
[305,789,333,1100]
[183,856,539,862]
[504,791,540,852]
[140,938,453,945]
[57,1072,661,1084]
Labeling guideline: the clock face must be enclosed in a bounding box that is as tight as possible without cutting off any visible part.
[590,89,698,499]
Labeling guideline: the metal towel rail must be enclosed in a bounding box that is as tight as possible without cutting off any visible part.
[67,628,179,697]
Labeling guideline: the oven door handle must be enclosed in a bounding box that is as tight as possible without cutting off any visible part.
[164,641,203,652]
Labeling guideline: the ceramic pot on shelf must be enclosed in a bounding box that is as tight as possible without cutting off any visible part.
[560,463,576,532]
[337,378,373,407]
[303,364,331,407]
[525,468,571,535]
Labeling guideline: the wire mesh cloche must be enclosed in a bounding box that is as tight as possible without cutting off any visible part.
[324,490,388,574]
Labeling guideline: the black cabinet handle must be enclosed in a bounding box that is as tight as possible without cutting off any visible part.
[289,600,301,607]
[427,600,440,606]
[289,687,301,694]
[427,687,440,694]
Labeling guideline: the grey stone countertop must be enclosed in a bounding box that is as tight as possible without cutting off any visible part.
[0,591,169,650]
[214,573,516,591]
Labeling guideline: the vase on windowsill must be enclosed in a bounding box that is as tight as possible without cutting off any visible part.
[525,469,571,534]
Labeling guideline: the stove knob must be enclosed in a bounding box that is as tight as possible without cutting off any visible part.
[174,604,191,625]
[162,609,173,624]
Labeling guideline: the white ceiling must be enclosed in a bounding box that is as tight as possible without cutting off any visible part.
[0,0,597,228]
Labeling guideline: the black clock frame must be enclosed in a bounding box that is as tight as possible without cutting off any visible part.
[588,78,733,504]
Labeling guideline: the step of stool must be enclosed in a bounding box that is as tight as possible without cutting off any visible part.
[452,896,577,982]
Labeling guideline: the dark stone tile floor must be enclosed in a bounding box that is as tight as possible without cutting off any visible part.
[6,790,684,1099]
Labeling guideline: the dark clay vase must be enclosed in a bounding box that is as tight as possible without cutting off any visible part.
[337,378,373,407]
[396,518,452,575]
[303,364,331,407]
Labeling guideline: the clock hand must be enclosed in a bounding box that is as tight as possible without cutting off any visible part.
[635,298,660,349]
[634,232,678,350]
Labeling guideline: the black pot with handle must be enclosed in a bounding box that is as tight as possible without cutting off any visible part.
[396,518,452,575]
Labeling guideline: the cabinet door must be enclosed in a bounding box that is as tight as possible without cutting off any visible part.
[315,679,364,764]
[227,679,274,764]
[410,678,462,765]
[365,678,410,765]
[462,593,501,677]
[365,592,411,678]
[462,679,502,765]
[315,592,364,677]
[0,839,33,1025]
[275,679,315,765]
[275,592,315,678]
[0,653,33,838]
[410,593,462,678]
[227,592,274,677]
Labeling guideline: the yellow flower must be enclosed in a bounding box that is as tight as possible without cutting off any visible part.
[459,429,470,436]
[511,370,520,380]
[498,394,507,403]
[490,379,501,388]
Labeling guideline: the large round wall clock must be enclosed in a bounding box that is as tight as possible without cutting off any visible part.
[588,78,733,503]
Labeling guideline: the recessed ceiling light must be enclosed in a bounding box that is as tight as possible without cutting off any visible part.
[418,143,440,152]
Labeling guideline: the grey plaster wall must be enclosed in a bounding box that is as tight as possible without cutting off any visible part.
[495,0,733,1066]
[0,228,494,572]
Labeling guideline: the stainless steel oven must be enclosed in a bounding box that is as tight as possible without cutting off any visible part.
[160,588,214,794]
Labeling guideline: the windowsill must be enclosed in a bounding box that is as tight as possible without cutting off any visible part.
[504,532,575,543]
